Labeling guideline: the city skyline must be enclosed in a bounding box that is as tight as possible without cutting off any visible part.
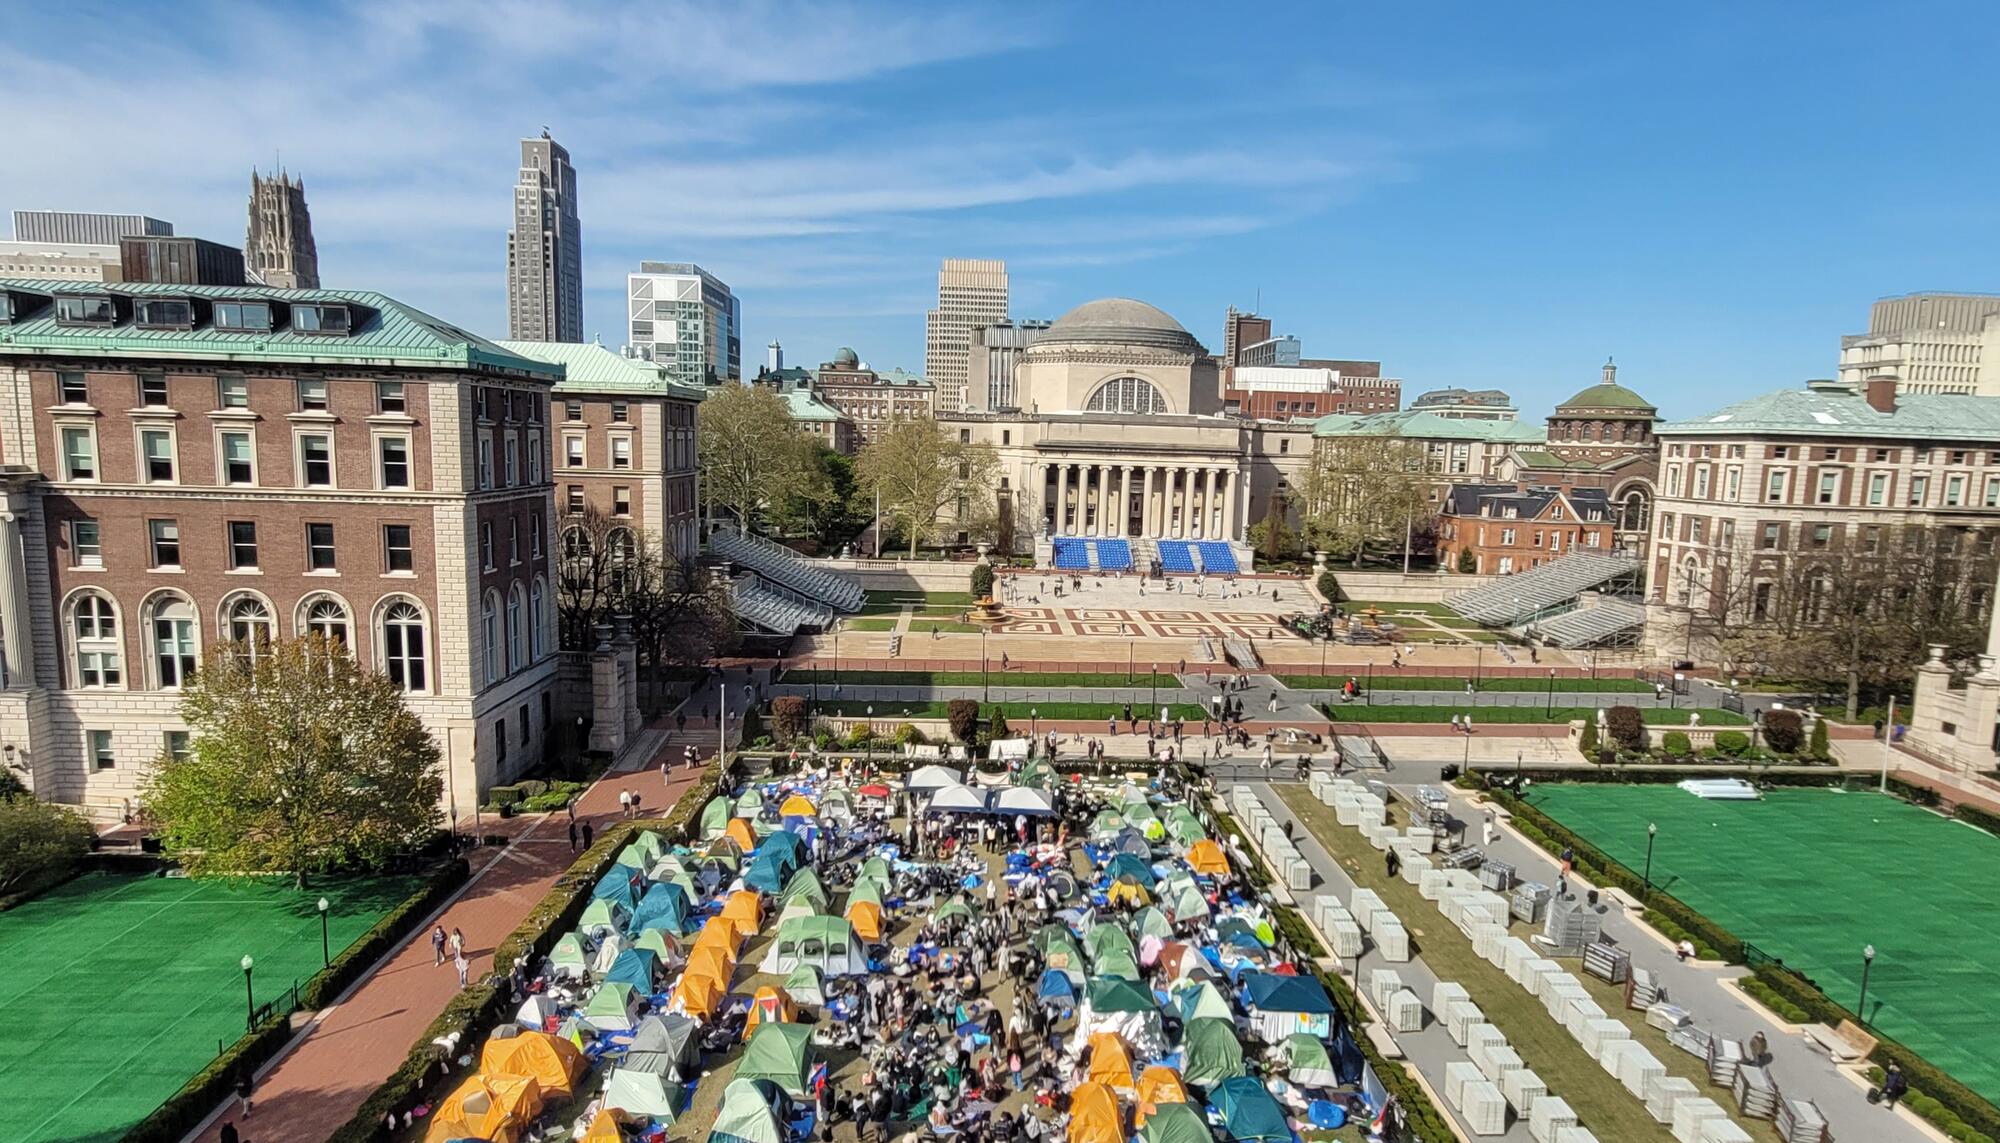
[3,2,2000,415]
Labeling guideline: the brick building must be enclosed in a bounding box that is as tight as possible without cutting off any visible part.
[1436,482,1617,575]
[814,348,934,447]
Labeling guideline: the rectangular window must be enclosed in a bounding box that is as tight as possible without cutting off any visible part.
[611,437,631,469]
[1765,470,1787,502]
[613,486,631,516]
[164,731,191,762]
[218,374,249,408]
[504,435,518,486]
[565,399,582,422]
[1946,475,1965,506]
[70,519,102,568]
[508,519,520,563]
[476,388,490,420]
[530,513,543,558]
[306,522,336,571]
[291,304,351,334]
[1910,475,1929,506]
[229,521,258,569]
[565,435,584,467]
[58,371,88,403]
[61,426,96,480]
[140,428,175,482]
[527,432,542,483]
[138,373,169,406]
[566,485,584,514]
[481,522,494,570]
[298,378,329,410]
[1818,472,1837,504]
[1875,448,1892,462]
[1500,528,1516,545]
[529,396,543,425]
[299,433,333,486]
[1812,524,1832,547]
[1868,473,1888,506]
[148,519,181,568]
[611,400,629,423]
[1986,477,2000,508]
[376,381,406,413]
[1864,525,1883,553]
[88,729,114,770]
[1692,467,1710,498]
[1666,466,1683,497]
[55,295,113,325]
[383,524,414,572]
[1760,522,1782,549]
[220,431,255,485]
[477,436,493,489]
[213,302,272,332]
[378,436,410,489]
[155,614,195,688]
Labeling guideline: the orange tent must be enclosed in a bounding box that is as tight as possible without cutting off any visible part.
[1185,839,1230,877]
[1135,1066,1190,1125]
[725,818,758,851]
[721,889,764,933]
[581,1109,625,1143]
[845,899,884,942]
[423,1072,544,1143]
[670,969,727,1018]
[743,984,799,1039]
[479,1030,585,1099]
[1066,1082,1124,1143]
[1085,1031,1136,1094]
[688,942,735,985]
[694,916,744,952]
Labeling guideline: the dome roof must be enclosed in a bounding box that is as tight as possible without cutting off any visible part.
[832,346,859,367]
[1556,382,1656,413]
[1034,298,1204,353]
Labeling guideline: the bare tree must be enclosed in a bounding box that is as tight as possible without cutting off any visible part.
[697,382,828,534]
[853,415,1002,556]
[1299,436,1434,567]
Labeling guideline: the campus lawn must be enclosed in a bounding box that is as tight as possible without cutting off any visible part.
[1531,784,2000,1104]
[816,699,1209,723]
[841,617,899,631]
[1277,675,1653,693]
[1334,599,1463,617]
[908,619,983,634]
[1319,704,1747,725]
[784,669,1180,689]
[863,589,975,607]
[0,872,417,1143]
[1274,787,1776,1143]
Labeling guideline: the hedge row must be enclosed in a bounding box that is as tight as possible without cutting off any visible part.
[1288,920,1453,1140]
[1868,1067,1998,1143]
[325,760,726,1143]
[1643,909,1720,962]
[1737,976,1810,1024]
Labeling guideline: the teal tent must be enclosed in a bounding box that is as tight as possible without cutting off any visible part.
[1086,976,1156,1014]
[737,1023,818,1098]
[1211,1076,1291,1143]
[1140,1103,1213,1143]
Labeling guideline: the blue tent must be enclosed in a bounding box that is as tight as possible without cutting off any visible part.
[1241,972,1334,1015]
[592,869,641,910]
[607,947,661,990]
[1037,969,1077,1009]
[632,882,692,933]
[1210,1076,1293,1143]
[1105,853,1156,886]
[760,831,808,869]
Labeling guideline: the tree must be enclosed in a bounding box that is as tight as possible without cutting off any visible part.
[777,445,864,551]
[1605,705,1645,751]
[698,382,828,534]
[0,797,93,897]
[772,697,808,743]
[1299,436,1435,567]
[1256,492,1297,562]
[1808,716,1830,761]
[1456,547,1478,574]
[1763,709,1804,754]
[853,416,1002,556]
[145,637,443,883]
[971,563,995,600]
[1578,719,1599,759]
[947,699,980,743]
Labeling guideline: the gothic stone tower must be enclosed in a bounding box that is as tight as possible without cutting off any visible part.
[246,168,320,289]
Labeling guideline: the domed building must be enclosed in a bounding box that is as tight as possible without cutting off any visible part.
[1498,359,1660,549]
[816,345,935,448]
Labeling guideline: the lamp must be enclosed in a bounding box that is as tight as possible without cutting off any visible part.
[241,955,256,1029]
[317,896,331,967]
[1641,822,1658,903]
[1859,944,1877,1024]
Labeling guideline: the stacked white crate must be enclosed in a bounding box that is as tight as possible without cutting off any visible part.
[1327,915,1364,959]
[1444,1062,1483,1109]
[1388,989,1425,1032]
[1446,869,1484,893]
[1578,1015,1628,1058]
[1333,793,1363,826]
[1365,822,1394,851]
[1528,1096,1577,1143]
[1461,1079,1508,1136]
[1618,1045,1666,1099]
[1313,896,1351,934]
[1419,869,1451,900]
[1671,1097,1727,1143]
[1367,968,1404,1011]
[1350,889,1386,932]
[1401,852,1432,886]
[1538,975,1586,1020]
[1501,1068,1547,1117]
[1697,1120,1753,1143]
[1470,921,1508,962]
[1518,957,1561,996]
[1432,981,1469,1016]
[1405,825,1436,853]
[1594,1035,1640,1078]
[1445,999,1487,1046]
[1357,794,1386,824]
[1554,1130,1600,1143]
[1376,918,1410,961]
[1477,1043,1523,1083]
[1500,937,1535,980]
[1465,1025,1508,1075]
[1645,1076,1699,1124]
[1562,996,1608,1040]
[1284,856,1313,891]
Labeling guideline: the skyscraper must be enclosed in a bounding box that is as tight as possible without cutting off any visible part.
[245,169,319,288]
[924,258,1008,413]
[627,262,740,383]
[507,131,582,342]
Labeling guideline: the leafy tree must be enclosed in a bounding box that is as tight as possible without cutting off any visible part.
[1256,492,1296,561]
[1299,436,1434,567]
[1315,570,1342,603]
[990,708,1011,738]
[853,415,1001,556]
[971,563,995,599]
[771,697,808,743]
[0,797,93,897]
[698,382,828,534]
[1605,705,1645,751]
[779,445,865,551]
[1808,716,1830,761]
[1456,547,1478,574]
[1763,709,1804,754]
[1578,719,1599,758]
[145,637,443,883]
[947,699,980,743]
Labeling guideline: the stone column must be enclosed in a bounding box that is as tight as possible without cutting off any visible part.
[1055,465,1071,534]
[1218,471,1234,540]
[1092,465,1108,536]
[1140,468,1156,536]
[1198,469,1215,539]
[0,504,28,689]
[1120,467,1135,537]
[1172,469,1187,537]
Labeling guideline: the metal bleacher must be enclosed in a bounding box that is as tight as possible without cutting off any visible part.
[1195,541,1238,574]
[1446,551,1640,625]
[710,529,864,612]
[1094,539,1133,571]
[1526,599,1647,648]
[1157,540,1197,573]
[731,576,837,636]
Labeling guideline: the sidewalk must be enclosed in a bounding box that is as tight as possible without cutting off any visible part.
[189,736,706,1143]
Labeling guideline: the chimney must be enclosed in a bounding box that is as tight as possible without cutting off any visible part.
[1865,374,1898,414]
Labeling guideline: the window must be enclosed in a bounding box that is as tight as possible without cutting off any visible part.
[88,729,115,770]
[476,388,490,420]
[70,519,102,568]
[529,396,543,425]
[481,522,495,570]
[1875,448,1892,462]
[60,426,96,480]
[228,521,258,569]
[298,433,333,486]
[148,519,181,568]
[566,485,584,514]
[477,436,493,489]
[1812,524,1833,547]
[565,435,585,467]
[1692,467,1710,499]
[1753,582,1773,621]
[381,600,427,691]
[378,436,410,489]
[611,437,632,469]
[214,302,272,332]
[140,428,175,482]
[375,381,406,413]
[1817,472,1837,504]
[613,486,631,516]
[297,378,328,410]
[55,294,114,325]
[58,371,88,403]
[1864,525,1883,553]
[526,432,542,483]
[531,513,544,559]
[383,524,414,572]
[1986,477,2000,509]
[611,401,629,422]
[164,731,191,762]
[226,596,274,663]
[220,431,255,485]
[72,594,121,687]
[1868,473,1888,506]
[150,597,197,689]
[1910,475,1929,506]
[529,580,546,658]
[509,518,520,563]
[303,598,350,645]
[504,435,518,486]
[306,523,336,571]
[1946,475,1965,506]
[565,399,582,422]
[482,593,500,683]
[1666,465,1683,497]
[1719,519,1735,547]
[291,304,351,334]
[138,373,170,405]
[1772,445,1791,459]
[1760,522,1782,549]
[495,720,508,770]
[1500,528,1516,545]
[218,374,249,408]
[1765,470,1788,503]
[1084,376,1170,415]
[506,588,523,671]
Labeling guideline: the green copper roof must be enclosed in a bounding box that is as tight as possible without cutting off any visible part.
[1312,408,1546,443]
[1658,386,2000,441]
[496,339,704,399]
[0,279,559,378]
[876,367,933,388]
[748,379,846,423]
[1556,382,1656,412]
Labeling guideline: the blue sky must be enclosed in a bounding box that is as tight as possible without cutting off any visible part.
[4,1,1998,417]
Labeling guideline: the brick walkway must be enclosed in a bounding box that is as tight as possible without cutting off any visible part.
[189,738,709,1143]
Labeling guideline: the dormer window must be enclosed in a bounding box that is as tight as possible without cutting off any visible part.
[0,293,16,324]
[55,294,115,326]
[292,304,352,335]
[134,298,195,330]
[214,301,273,332]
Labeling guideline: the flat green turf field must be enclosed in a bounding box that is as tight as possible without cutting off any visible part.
[0,872,415,1143]
[1530,784,2000,1101]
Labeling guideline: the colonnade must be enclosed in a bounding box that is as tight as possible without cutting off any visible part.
[1038,461,1241,540]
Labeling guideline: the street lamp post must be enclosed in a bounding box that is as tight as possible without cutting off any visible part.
[1514,750,1524,784]
[1641,822,1658,903]
[982,628,990,702]
[1546,668,1557,718]
[1365,659,1373,706]
[833,630,841,694]
[1462,715,1471,773]
[317,896,331,968]
[1672,672,1684,710]
[717,680,727,764]
[1031,707,1038,746]
[1151,664,1159,716]
[241,955,256,1030]
[1859,944,1876,1024]
[866,705,874,762]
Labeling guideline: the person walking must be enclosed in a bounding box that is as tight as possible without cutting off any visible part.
[450,927,465,959]
[1882,1064,1909,1110]
[454,949,471,989]
[1450,714,1461,734]
[235,1070,254,1119]
[618,788,632,818]
[431,925,448,967]
[1260,744,1272,771]
[1385,848,1401,878]
[581,821,594,849]
[567,820,579,852]
[1267,692,1279,713]
[1482,812,1496,847]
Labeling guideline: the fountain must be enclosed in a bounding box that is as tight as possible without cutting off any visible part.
[966,595,1011,627]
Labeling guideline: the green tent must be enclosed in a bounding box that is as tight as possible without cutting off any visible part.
[784,964,827,1006]
[859,856,892,884]
[1043,935,1087,983]
[760,914,866,975]
[1132,907,1174,942]
[1086,976,1156,1014]
[1139,1103,1213,1143]
[580,899,627,935]
[1033,923,1078,953]
[631,829,666,862]
[633,929,679,960]
[935,896,981,924]
[1172,980,1233,1022]
[1180,1016,1245,1085]
[584,981,642,1030]
[648,853,690,881]
[1167,807,1207,844]
[735,789,765,816]
[614,843,650,870]
[737,1022,818,1098]
[551,932,588,970]
[1089,810,1127,837]
[701,796,732,839]
[1085,925,1138,966]
[782,868,830,910]
[668,871,702,904]
[1094,950,1142,980]
[1015,760,1056,789]
[711,1078,787,1143]
[1166,885,1210,922]
[1105,853,1156,886]
[1282,1033,1340,1088]
[819,790,855,820]
[604,1067,681,1120]
[847,880,884,909]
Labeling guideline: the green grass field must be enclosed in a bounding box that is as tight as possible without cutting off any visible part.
[863,589,974,607]
[1334,599,1462,617]
[1278,674,1653,693]
[0,873,416,1143]
[1531,784,2000,1103]
[1320,704,1746,725]
[818,700,1207,722]
[785,669,1179,689]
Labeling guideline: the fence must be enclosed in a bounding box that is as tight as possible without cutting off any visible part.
[220,980,301,1057]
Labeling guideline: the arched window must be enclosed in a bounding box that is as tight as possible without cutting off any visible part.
[225,595,275,666]
[380,599,427,692]
[1084,376,1170,415]
[1619,490,1649,532]
[482,592,501,684]
[69,592,122,688]
[1679,556,1702,607]
[506,586,524,673]
[608,528,636,594]
[302,597,350,646]
[147,594,199,689]
[529,579,547,659]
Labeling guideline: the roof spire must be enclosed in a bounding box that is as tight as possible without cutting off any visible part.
[1602,357,1617,384]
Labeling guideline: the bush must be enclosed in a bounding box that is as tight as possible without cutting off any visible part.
[970,563,995,599]
[1606,705,1645,750]
[894,723,924,746]
[1645,910,1720,960]
[1713,729,1751,757]
[771,696,808,743]
[1315,569,1341,602]
[1578,719,1599,758]
[0,797,93,904]
[1809,716,1830,761]
[1456,548,1477,574]
[990,709,1010,738]
[946,699,980,743]
[1661,730,1692,758]
[1739,975,1810,1023]
[844,723,873,747]
[486,785,523,809]
[1764,708,1804,753]
[1956,802,2000,839]
[740,706,762,744]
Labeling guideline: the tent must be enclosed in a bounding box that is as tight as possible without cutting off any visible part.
[612,842,650,871]
[782,868,831,911]
[702,796,733,839]
[1172,980,1234,1023]
[846,879,884,909]
[779,793,817,817]
[783,964,827,1007]
[845,899,884,942]
[603,1066,682,1121]
[859,856,892,884]
[1167,807,1208,845]
[589,933,628,975]
[1086,976,1155,1015]
[595,867,642,907]
[1042,934,1087,984]
[744,985,799,1038]
[927,784,990,814]
[759,914,866,976]
[624,1013,701,1081]
[1105,853,1157,887]
[934,896,980,925]
[606,948,661,992]
[1241,971,1335,1040]
[1158,943,1213,984]
[737,1022,818,1098]
[1110,829,1153,858]
[905,764,964,792]
[1180,1016,1246,1085]
[669,969,726,1018]
[697,913,748,953]
[629,829,666,862]
[1085,925,1138,967]
[1166,884,1211,924]
[745,853,795,895]
[550,932,589,977]
[994,787,1056,817]
[515,993,556,1032]
[734,788,765,816]
[1185,840,1231,877]
[777,895,825,925]
[633,927,681,962]
[725,818,759,852]
[1037,968,1077,1010]
[481,1029,585,1099]
[689,940,737,982]
[721,890,765,934]
[579,899,629,940]
[760,830,808,870]
[423,1072,542,1143]
[632,882,692,934]
[1139,1102,1212,1143]
[1014,759,1056,788]
[1282,1033,1339,1089]
[1135,1066,1191,1125]
[583,981,643,1031]
[1067,1082,1125,1143]
[1132,906,1175,942]
[581,1109,625,1143]
[712,1078,789,1143]
[1088,810,1127,838]
[818,789,856,821]
[1093,950,1142,981]
[1216,918,1267,950]
[1107,882,1151,910]
[1210,1076,1292,1143]
[1085,1031,1138,1094]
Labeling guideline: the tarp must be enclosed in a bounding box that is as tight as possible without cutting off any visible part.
[480,1030,585,1098]
[632,882,692,934]
[701,796,732,838]
[605,947,661,991]
[1179,1016,1246,1085]
[624,1014,701,1081]
[1138,1101,1211,1143]
[725,818,758,852]
[759,913,865,975]
[845,899,884,942]
[928,784,990,814]
[1211,1076,1292,1143]
[737,1022,817,1098]
[1283,1033,1339,1089]
[1135,1066,1191,1125]
[905,764,964,791]
[1086,976,1155,1014]
[744,985,799,1038]
[994,787,1056,816]
[712,1078,788,1143]
[1085,1031,1137,1093]
[583,982,642,1031]
[423,1072,541,1143]
[1186,840,1230,876]
[1068,1082,1125,1143]
[784,964,827,1006]
[602,1067,681,1121]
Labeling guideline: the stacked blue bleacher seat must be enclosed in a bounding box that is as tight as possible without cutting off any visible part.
[1094,539,1132,571]
[1053,538,1090,570]
[1196,541,1238,574]
[1157,540,1196,573]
